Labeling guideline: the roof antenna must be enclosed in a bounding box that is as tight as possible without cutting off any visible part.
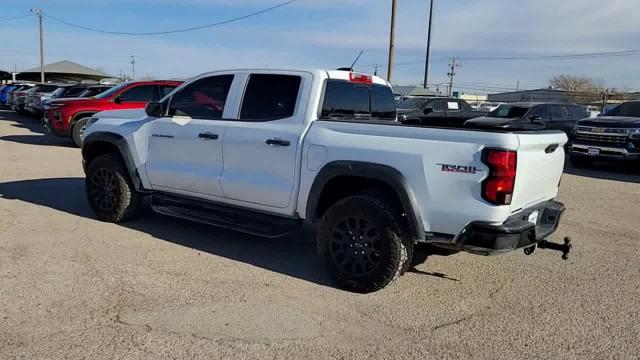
[350,50,364,70]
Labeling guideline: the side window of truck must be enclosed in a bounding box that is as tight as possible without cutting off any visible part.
[240,74,302,121]
[321,81,396,121]
[531,105,551,120]
[168,75,234,119]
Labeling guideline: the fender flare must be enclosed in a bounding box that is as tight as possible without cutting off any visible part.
[82,132,144,191]
[306,161,425,241]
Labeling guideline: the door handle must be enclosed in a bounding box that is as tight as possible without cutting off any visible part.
[265,138,290,147]
[198,132,219,140]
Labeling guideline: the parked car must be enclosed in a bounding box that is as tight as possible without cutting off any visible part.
[569,100,640,167]
[45,80,182,146]
[398,97,488,127]
[11,86,37,114]
[41,84,115,124]
[82,69,570,293]
[25,83,68,116]
[465,102,588,135]
[0,84,18,107]
[7,83,35,112]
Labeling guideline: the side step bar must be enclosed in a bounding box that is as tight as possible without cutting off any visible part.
[151,193,301,238]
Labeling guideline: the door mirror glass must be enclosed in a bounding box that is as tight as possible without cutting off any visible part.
[423,107,433,115]
[530,115,543,121]
[114,96,124,104]
[145,102,164,117]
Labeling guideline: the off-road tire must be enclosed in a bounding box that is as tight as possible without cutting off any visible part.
[72,117,91,148]
[317,194,413,293]
[85,153,142,223]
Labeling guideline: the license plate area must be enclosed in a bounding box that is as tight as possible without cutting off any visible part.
[588,147,600,156]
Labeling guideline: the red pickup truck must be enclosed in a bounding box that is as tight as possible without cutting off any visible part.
[45,80,183,146]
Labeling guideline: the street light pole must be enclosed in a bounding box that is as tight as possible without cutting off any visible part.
[31,8,45,83]
[423,0,435,89]
[386,0,397,82]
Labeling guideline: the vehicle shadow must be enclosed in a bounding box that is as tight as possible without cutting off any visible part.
[564,160,640,184]
[0,110,75,147]
[0,177,334,288]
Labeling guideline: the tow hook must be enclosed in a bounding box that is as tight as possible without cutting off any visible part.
[524,237,573,260]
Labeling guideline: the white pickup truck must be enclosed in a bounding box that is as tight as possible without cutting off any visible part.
[81,69,571,293]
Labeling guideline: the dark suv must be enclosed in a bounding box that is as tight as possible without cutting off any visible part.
[569,101,640,167]
[465,102,588,135]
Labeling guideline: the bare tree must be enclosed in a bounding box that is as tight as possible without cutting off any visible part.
[549,75,601,92]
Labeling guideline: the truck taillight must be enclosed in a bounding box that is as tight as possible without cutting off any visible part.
[349,72,372,84]
[482,149,517,205]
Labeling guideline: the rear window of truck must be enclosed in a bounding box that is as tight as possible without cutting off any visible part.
[321,80,396,121]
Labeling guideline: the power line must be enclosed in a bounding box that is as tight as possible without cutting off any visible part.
[0,14,33,22]
[360,49,640,69]
[43,0,298,36]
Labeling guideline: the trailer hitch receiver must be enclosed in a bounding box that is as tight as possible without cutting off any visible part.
[524,237,572,260]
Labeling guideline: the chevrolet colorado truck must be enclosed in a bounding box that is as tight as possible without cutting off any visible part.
[45,80,182,147]
[81,69,571,293]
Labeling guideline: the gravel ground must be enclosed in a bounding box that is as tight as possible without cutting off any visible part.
[0,109,638,360]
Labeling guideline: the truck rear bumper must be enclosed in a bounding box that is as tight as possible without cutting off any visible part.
[446,200,565,256]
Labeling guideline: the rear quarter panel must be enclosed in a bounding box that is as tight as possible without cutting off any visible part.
[298,121,523,236]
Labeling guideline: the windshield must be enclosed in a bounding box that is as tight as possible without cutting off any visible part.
[607,102,640,117]
[488,105,531,119]
[398,97,428,109]
[94,83,127,99]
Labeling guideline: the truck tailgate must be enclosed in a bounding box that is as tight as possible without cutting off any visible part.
[510,132,568,212]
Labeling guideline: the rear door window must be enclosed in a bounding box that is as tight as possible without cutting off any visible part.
[531,105,551,120]
[430,99,445,112]
[168,75,234,119]
[120,85,157,102]
[240,74,301,121]
[550,105,567,121]
[321,80,396,121]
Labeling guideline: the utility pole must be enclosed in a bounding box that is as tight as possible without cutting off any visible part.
[516,80,520,91]
[423,0,435,89]
[386,0,397,82]
[130,55,136,80]
[447,57,460,97]
[31,8,45,83]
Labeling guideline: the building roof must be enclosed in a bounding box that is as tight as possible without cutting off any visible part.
[16,60,114,82]
[393,85,438,97]
[21,60,113,78]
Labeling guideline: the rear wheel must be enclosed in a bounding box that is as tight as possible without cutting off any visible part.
[569,155,594,168]
[72,117,91,148]
[317,194,413,293]
[85,153,142,223]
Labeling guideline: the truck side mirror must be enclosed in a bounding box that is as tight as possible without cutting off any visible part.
[145,102,164,117]
[530,115,543,122]
[423,107,434,115]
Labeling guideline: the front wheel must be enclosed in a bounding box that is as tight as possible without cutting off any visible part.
[85,153,143,223]
[72,117,91,148]
[317,194,413,293]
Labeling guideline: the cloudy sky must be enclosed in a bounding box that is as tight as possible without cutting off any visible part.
[2,0,639,93]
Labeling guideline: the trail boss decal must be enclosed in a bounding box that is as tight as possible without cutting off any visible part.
[437,163,482,174]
